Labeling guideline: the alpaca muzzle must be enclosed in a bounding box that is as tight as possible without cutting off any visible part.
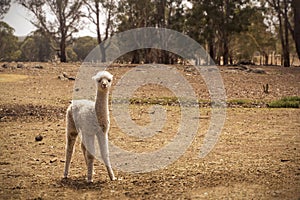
[101,83,108,89]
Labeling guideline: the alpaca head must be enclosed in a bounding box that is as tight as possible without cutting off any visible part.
[92,71,113,91]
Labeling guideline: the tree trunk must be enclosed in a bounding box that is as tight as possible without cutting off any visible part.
[216,56,221,65]
[264,53,269,66]
[292,0,300,59]
[283,0,290,67]
[259,55,262,65]
[104,0,113,41]
[99,44,106,62]
[96,2,102,45]
[157,0,166,63]
[222,0,229,66]
[208,34,215,65]
[229,56,233,65]
[95,2,107,62]
[60,34,67,62]
[277,0,286,67]
[131,50,139,64]
[223,36,229,65]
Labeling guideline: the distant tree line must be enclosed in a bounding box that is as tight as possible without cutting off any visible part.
[0,0,299,67]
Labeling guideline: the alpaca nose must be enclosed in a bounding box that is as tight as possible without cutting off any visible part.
[102,83,108,88]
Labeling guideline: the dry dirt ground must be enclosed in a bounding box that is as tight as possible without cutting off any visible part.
[0,62,299,199]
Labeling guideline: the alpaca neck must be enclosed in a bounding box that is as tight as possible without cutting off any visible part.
[95,90,109,126]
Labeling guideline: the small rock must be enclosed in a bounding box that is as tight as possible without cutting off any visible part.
[2,63,9,68]
[17,63,24,68]
[58,73,75,81]
[67,76,75,81]
[35,135,43,142]
[240,65,249,70]
[33,65,43,69]
[280,159,290,162]
[12,185,22,190]
[271,190,281,197]
[62,72,68,77]
[58,74,66,80]
[251,68,266,74]
[50,158,57,163]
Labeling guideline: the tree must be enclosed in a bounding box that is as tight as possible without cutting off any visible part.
[265,0,292,67]
[20,38,37,61]
[0,21,20,61]
[155,0,187,64]
[116,0,187,63]
[243,9,276,65]
[117,0,156,63]
[292,0,300,59]
[220,0,253,65]
[0,0,11,19]
[186,1,217,64]
[187,0,253,65]
[84,0,117,62]
[72,36,98,61]
[20,29,54,61]
[66,46,78,61]
[117,0,156,30]
[18,0,84,62]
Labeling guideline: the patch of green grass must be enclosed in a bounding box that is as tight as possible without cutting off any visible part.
[267,96,300,108]
[228,99,252,105]
[129,96,189,106]
[114,96,300,108]
[113,96,201,106]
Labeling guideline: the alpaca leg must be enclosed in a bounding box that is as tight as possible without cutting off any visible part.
[98,133,116,181]
[81,142,88,167]
[63,130,78,178]
[86,150,95,183]
[64,106,78,178]
[82,135,95,183]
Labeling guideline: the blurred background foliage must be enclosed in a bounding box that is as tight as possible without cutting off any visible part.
[0,0,299,66]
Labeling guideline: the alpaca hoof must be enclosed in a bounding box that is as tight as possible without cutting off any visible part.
[110,176,117,181]
[61,176,69,184]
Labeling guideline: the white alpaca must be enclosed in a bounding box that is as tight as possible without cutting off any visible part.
[63,71,116,182]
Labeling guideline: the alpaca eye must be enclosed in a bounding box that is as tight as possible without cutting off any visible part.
[108,79,111,83]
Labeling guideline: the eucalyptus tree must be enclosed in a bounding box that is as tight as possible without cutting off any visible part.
[0,0,11,19]
[18,0,84,62]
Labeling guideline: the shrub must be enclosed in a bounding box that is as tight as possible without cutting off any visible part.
[268,96,300,108]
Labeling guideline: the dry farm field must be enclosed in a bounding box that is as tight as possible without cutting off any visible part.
[0,62,299,199]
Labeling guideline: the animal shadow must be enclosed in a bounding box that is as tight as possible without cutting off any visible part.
[59,176,106,190]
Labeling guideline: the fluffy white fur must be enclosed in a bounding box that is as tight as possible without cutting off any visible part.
[63,71,116,182]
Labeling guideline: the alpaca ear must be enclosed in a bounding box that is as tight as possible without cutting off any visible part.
[92,75,99,82]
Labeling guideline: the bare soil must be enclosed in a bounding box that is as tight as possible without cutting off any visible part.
[0,62,299,199]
